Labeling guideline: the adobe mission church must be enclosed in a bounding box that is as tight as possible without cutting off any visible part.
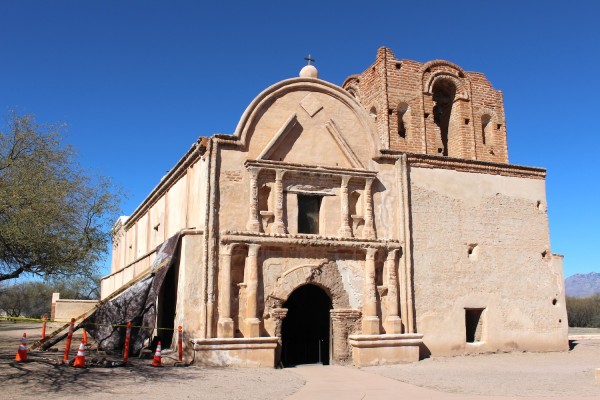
[102,47,568,367]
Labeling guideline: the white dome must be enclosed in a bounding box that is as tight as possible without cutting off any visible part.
[299,64,319,79]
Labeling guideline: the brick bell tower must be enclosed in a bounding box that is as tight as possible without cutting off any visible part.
[342,47,509,163]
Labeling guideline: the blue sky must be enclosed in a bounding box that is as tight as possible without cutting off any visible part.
[1,1,598,278]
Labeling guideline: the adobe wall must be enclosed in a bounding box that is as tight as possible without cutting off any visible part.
[104,145,209,300]
[174,232,205,350]
[409,167,568,355]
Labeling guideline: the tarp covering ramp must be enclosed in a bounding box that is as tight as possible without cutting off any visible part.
[85,233,181,355]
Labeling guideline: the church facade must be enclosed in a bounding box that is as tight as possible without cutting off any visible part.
[101,47,568,367]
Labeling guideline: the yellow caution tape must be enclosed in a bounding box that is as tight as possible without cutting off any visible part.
[0,315,178,330]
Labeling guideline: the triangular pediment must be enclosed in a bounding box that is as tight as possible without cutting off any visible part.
[257,113,364,169]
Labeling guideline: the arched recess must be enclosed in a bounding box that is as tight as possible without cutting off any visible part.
[342,75,361,102]
[266,260,358,366]
[396,102,410,138]
[476,108,504,159]
[233,78,380,166]
[423,70,472,158]
[431,78,457,156]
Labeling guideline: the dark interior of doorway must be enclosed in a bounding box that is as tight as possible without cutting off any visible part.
[156,256,179,348]
[281,284,332,367]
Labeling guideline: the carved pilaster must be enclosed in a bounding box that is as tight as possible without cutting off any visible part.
[217,243,236,338]
[384,249,402,334]
[363,178,376,239]
[271,169,287,234]
[362,248,380,334]
[246,168,261,232]
[271,308,288,338]
[245,243,261,337]
[330,309,362,365]
[338,175,353,238]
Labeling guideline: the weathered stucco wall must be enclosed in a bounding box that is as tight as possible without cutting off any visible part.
[52,294,99,322]
[409,167,568,355]
[175,233,205,347]
[104,152,208,301]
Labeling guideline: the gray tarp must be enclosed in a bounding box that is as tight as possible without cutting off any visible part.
[84,233,180,355]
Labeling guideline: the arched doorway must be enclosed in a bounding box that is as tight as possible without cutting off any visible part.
[281,284,332,366]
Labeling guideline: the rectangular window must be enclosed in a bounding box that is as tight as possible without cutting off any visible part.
[465,308,485,343]
[297,195,322,234]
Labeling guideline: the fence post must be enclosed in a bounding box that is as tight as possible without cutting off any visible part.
[63,318,75,361]
[178,325,183,362]
[41,314,47,340]
[82,314,88,345]
[123,321,132,364]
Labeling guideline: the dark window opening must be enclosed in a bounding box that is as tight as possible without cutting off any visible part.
[298,195,322,234]
[432,80,456,157]
[398,104,409,138]
[465,308,485,343]
[481,115,491,145]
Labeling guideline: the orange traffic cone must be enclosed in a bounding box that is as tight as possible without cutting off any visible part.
[73,342,86,368]
[15,332,28,362]
[151,341,162,367]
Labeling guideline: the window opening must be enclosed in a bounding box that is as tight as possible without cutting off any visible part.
[298,195,322,234]
[432,80,456,156]
[465,308,485,343]
[397,103,409,138]
[481,115,491,145]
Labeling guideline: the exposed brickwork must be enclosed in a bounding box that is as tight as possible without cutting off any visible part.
[343,47,509,163]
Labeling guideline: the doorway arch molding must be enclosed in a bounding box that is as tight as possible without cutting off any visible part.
[268,260,351,310]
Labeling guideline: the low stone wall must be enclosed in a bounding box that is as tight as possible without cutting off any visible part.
[51,293,98,322]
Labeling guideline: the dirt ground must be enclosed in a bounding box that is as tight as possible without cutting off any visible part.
[0,322,303,400]
[364,340,600,397]
[1,321,599,399]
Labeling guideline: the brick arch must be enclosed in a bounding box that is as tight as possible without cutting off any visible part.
[270,260,351,309]
[343,75,361,101]
[477,107,500,122]
[425,72,469,101]
[421,59,467,77]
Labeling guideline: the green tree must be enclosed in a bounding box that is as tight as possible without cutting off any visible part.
[0,277,100,318]
[0,113,121,282]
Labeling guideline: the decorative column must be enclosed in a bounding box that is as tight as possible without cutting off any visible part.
[362,178,376,239]
[245,243,261,337]
[330,309,362,365]
[362,248,380,334]
[271,169,287,234]
[384,249,402,334]
[337,175,353,238]
[217,244,236,338]
[246,168,261,232]
[271,308,288,338]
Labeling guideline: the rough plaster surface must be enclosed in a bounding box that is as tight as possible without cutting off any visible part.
[409,167,567,355]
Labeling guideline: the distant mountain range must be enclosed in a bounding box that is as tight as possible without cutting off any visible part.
[565,272,600,297]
